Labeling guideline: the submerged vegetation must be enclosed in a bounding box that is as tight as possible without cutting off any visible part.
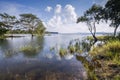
[0,0,119,80]
[57,34,120,79]
[20,45,41,57]
[59,48,67,57]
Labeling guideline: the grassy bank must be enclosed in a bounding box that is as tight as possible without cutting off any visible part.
[88,35,120,79]
[58,35,120,79]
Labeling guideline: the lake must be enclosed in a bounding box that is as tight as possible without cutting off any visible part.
[0,34,96,80]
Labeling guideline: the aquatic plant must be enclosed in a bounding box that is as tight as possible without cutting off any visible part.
[59,48,67,57]
[68,45,76,53]
[76,55,100,80]
[20,45,40,57]
[50,47,55,51]
[5,49,18,58]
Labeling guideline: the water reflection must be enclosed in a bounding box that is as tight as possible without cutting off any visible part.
[20,36,44,58]
[0,34,89,80]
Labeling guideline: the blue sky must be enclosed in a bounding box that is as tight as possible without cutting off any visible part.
[0,0,115,33]
[0,0,94,19]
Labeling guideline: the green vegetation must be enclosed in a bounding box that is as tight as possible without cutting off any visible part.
[68,45,76,53]
[77,4,104,43]
[87,35,116,42]
[0,0,119,79]
[0,22,8,38]
[59,48,67,57]
[76,55,98,80]
[20,45,40,57]
[0,13,46,38]
[58,34,120,79]
[19,13,44,36]
[5,49,18,58]
[34,22,46,36]
[89,39,120,79]
[105,0,120,36]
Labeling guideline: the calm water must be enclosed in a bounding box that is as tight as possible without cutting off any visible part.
[0,34,92,80]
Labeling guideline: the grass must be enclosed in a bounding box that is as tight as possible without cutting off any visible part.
[0,35,6,39]
[90,40,120,56]
[58,35,120,79]
[87,35,118,42]
[59,48,67,57]
[68,45,76,53]
[20,45,40,57]
[89,39,120,79]
[5,49,18,58]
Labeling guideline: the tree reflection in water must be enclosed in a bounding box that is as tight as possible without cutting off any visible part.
[20,36,44,58]
[0,36,44,58]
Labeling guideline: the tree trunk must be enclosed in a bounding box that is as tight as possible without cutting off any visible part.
[114,26,118,37]
[92,34,98,45]
[31,34,34,37]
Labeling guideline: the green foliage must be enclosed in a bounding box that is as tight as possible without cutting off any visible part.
[34,22,46,35]
[0,13,17,29]
[5,49,18,58]
[0,13,46,35]
[0,22,8,36]
[84,35,120,79]
[59,48,67,57]
[90,40,120,66]
[77,4,104,42]
[105,0,120,36]
[68,46,76,53]
[77,4,104,23]
[20,14,38,23]
[90,40,120,52]
[105,40,120,52]
[76,55,99,80]
[86,35,120,42]
[77,16,88,23]
[20,45,40,57]
[114,75,120,80]
[0,28,8,36]
[19,13,45,35]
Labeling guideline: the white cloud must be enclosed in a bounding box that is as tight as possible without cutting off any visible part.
[47,15,62,27]
[45,6,52,12]
[0,2,116,33]
[64,4,77,23]
[46,4,115,33]
[55,4,62,14]
[46,4,77,28]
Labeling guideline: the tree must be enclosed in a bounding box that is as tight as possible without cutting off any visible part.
[0,13,17,30]
[105,0,120,36]
[34,22,46,35]
[0,13,19,37]
[19,13,43,36]
[77,4,104,43]
[0,22,8,36]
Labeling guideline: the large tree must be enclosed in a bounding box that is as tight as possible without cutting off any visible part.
[34,22,46,35]
[0,22,8,36]
[0,13,17,36]
[0,13,17,30]
[19,13,45,36]
[77,4,104,43]
[105,0,120,36]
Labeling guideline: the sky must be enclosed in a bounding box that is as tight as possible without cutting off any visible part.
[0,0,117,33]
